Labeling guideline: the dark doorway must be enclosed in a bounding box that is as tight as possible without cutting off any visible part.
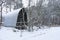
[16,8,27,27]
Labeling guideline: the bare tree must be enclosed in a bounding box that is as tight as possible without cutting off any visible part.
[0,0,5,27]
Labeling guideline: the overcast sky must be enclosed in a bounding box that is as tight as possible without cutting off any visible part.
[22,0,49,7]
[22,0,29,7]
[22,0,38,7]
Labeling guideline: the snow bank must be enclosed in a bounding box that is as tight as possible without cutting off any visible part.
[0,26,60,40]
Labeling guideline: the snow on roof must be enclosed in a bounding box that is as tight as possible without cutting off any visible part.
[5,8,22,17]
[4,8,22,27]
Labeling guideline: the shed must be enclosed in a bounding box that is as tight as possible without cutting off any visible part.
[4,8,28,27]
[4,7,39,28]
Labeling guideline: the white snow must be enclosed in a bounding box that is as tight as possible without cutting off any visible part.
[0,26,60,40]
[4,8,21,27]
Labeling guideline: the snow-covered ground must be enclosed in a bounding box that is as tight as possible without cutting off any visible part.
[0,26,60,40]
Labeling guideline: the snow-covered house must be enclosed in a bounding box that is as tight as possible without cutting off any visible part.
[4,8,28,28]
[4,7,39,29]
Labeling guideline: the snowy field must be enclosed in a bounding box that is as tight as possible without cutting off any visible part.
[0,26,60,40]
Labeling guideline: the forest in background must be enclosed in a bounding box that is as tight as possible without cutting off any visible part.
[0,0,60,27]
